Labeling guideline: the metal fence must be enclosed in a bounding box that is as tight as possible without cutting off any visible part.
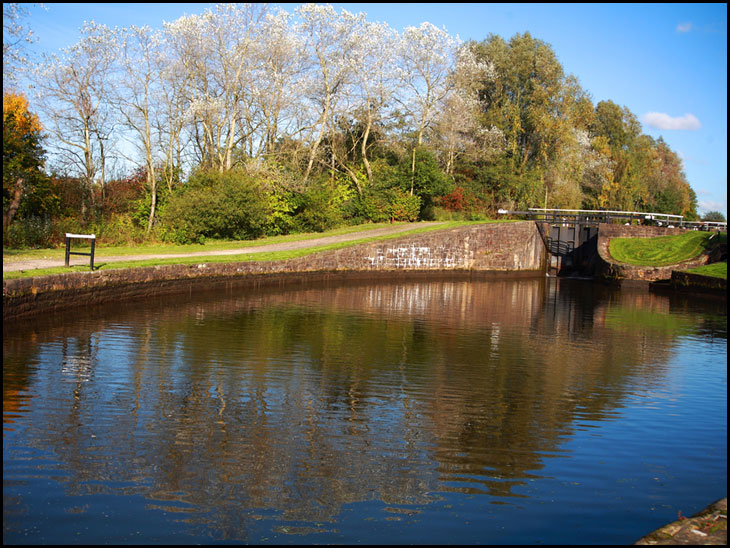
[499,208,726,231]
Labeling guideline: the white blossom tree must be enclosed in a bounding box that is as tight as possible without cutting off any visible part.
[165,4,269,172]
[3,3,43,91]
[344,18,400,187]
[248,8,306,161]
[434,45,496,176]
[153,29,190,194]
[33,21,118,216]
[295,4,365,184]
[395,22,461,194]
[112,25,167,233]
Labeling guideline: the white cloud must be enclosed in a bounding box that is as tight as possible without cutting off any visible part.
[676,22,693,33]
[641,112,702,131]
[697,191,727,217]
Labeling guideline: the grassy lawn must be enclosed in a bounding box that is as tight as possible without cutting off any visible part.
[609,231,718,267]
[3,220,495,280]
[686,262,727,279]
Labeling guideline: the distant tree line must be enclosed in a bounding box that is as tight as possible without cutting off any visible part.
[3,3,699,248]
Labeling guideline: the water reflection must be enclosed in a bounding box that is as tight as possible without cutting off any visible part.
[3,278,726,544]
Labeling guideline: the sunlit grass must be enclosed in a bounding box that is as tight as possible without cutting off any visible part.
[609,231,714,267]
[686,261,727,279]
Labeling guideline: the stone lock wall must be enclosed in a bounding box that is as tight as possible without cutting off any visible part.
[305,221,546,272]
[3,222,548,320]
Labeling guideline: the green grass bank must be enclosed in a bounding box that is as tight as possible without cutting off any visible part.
[4,221,502,281]
[609,230,722,268]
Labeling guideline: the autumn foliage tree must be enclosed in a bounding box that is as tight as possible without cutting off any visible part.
[3,91,50,229]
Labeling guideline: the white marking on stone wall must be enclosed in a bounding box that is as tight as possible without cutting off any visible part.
[365,244,466,269]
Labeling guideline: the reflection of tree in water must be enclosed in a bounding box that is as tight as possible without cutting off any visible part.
[3,336,39,435]
[3,279,726,540]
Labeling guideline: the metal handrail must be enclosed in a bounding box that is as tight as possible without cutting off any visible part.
[498,208,687,226]
[527,208,684,222]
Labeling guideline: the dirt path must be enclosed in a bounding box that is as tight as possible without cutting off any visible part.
[3,223,446,273]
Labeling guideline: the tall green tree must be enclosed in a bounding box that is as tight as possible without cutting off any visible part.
[645,138,697,218]
[470,33,588,209]
[589,100,642,210]
[589,101,697,217]
[701,211,725,222]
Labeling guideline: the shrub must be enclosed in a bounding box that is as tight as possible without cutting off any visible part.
[368,149,452,220]
[294,177,354,232]
[439,185,490,214]
[346,191,390,224]
[159,169,269,244]
[384,188,421,222]
[92,214,147,246]
[263,190,297,236]
[3,215,82,248]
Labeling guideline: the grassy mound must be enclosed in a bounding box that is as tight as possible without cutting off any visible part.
[609,231,714,267]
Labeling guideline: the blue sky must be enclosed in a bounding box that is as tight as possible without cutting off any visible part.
[17,3,728,216]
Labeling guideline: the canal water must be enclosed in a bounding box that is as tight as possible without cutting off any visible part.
[3,277,727,544]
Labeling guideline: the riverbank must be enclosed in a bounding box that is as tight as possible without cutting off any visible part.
[635,498,727,545]
[3,222,450,275]
[7,220,728,319]
[3,221,546,320]
[650,269,727,297]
